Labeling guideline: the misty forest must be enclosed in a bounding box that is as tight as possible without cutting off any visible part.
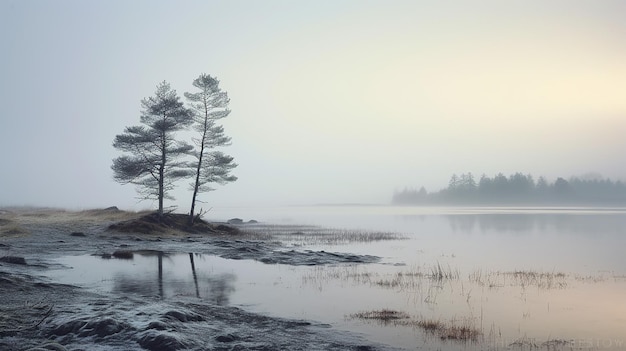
[393,172,626,205]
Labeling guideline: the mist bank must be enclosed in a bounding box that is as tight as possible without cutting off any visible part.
[393,172,626,206]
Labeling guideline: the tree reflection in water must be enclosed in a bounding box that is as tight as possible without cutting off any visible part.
[206,273,236,305]
[110,251,236,304]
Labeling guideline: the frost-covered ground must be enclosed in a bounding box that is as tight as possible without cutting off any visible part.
[0,208,398,351]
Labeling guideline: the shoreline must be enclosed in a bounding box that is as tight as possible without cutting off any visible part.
[0,207,396,351]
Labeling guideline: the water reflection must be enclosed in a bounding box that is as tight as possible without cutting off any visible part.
[388,209,626,276]
[189,253,199,297]
[107,252,236,304]
[443,212,626,235]
[206,273,236,305]
[46,208,626,351]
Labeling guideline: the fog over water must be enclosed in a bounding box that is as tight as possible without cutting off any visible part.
[1,1,626,209]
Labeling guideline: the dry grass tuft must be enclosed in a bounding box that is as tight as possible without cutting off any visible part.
[1,207,148,228]
[541,339,573,348]
[238,224,404,246]
[509,270,567,289]
[509,336,539,348]
[0,224,29,237]
[469,269,568,289]
[0,216,29,237]
[347,309,410,325]
[347,309,482,343]
[429,262,460,281]
[413,317,482,342]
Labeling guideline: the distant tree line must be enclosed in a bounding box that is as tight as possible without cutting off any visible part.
[392,172,626,205]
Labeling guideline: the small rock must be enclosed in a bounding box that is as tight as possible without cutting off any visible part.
[227,218,243,224]
[138,331,188,351]
[215,333,239,343]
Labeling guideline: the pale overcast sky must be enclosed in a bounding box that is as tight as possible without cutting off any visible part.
[1,0,625,210]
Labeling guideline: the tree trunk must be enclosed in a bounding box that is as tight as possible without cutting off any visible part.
[158,132,166,219]
[189,253,199,298]
[158,165,164,218]
[188,145,204,225]
[189,164,201,225]
[188,104,209,225]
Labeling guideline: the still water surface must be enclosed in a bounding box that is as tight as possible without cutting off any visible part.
[48,206,626,350]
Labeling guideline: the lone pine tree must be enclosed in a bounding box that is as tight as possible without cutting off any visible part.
[112,81,193,218]
[185,74,237,224]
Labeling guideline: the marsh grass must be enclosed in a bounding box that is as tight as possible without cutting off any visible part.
[509,336,539,348]
[573,271,626,283]
[304,264,461,296]
[469,269,568,290]
[574,274,606,283]
[347,309,410,325]
[371,263,459,295]
[0,215,29,237]
[413,317,482,342]
[0,207,151,236]
[510,270,567,289]
[303,264,430,291]
[429,262,460,281]
[348,310,482,343]
[541,339,574,348]
[306,265,576,301]
[0,223,29,237]
[374,270,425,289]
[508,336,574,349]
[238,224,404,246]
[302,265,377,288]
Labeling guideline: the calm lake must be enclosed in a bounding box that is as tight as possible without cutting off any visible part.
[48,206,626,350]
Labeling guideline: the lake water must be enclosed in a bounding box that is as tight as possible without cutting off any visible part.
[48,206,626,350]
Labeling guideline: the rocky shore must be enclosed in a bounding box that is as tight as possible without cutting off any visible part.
[0,207,394,351]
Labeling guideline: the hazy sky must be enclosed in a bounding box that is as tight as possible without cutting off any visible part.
[1,0,625,210]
